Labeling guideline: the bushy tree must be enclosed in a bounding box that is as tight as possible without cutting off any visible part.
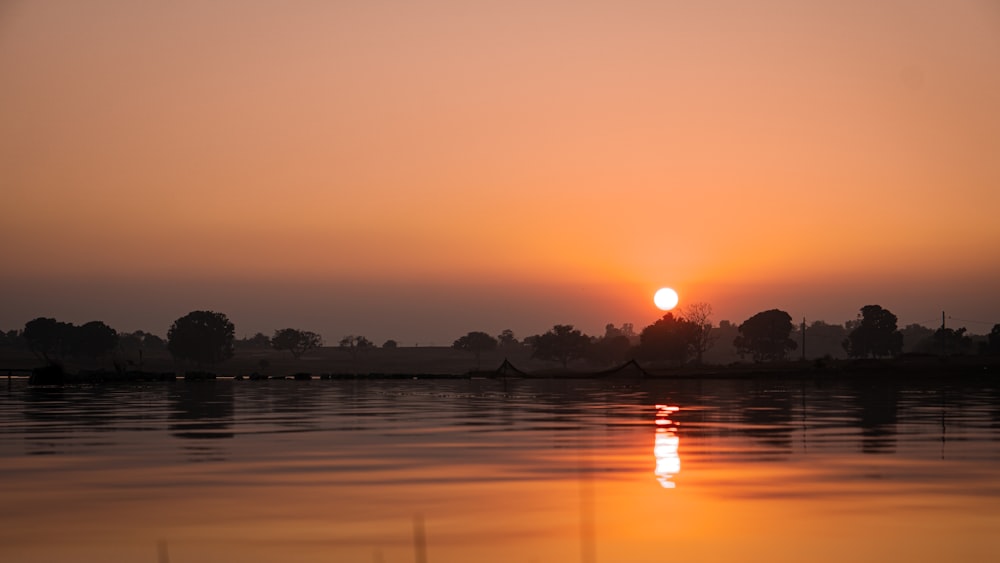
[237,332,272,350]
[0,329,16,349]
[930,327,973,356]
[382,339,398,349]
[22,317,74,363]
[73,321,118,362]
[453,331,498,370]
[985,324,1000,356]
[22,318,117,365]
[529,325,591,368]
[637,313,700,364]
[119,330,166,356]
[843,305,903,359]
[497,329,520,349]
[167,311,235,365]
[901,324,935,354]
[271,328,323,359]
[587,325,632,366]
[735,309,798,362]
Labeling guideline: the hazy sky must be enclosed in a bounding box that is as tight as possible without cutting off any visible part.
[2,0,999,344]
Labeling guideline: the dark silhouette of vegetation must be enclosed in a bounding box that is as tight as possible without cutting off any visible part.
[119,330,166,352]
[339,335,373,360]
[603,323,637,343]
[72,321,119,362]
[844,305,903,359]
[4,299,999,381]
[901,323,935,354]
[497,329,520,349]
[0,329,23,350]
[528,325,591,368]
[681,302,716,364]
[22,317,73,363]
[735,309,798,362]
[586,324,632,366]
[931,326,973,356]
[637,313,700,364]
[22,317,118,365]
[453,331,498,370]
[236,332,271,350]
[271,328,323,359]
[167,311,235,366]
[795,321,848,360]
[985,324,1000,356]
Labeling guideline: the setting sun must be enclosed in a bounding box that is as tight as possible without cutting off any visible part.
[654,288,679,311]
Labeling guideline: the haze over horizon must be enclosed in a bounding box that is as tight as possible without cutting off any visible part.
[2,1,999,344]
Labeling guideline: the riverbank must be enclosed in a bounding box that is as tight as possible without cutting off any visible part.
[10,353,1000,385]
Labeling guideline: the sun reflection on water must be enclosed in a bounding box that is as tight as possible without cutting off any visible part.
[654,405,681,489]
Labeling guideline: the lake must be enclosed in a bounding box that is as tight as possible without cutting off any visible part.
[1,376,999,562]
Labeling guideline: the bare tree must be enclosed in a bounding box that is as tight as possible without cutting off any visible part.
[681,302,717,365]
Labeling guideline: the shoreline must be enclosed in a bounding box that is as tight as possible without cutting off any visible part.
[14,355,1000,385]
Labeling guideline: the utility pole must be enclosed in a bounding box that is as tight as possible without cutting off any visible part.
[942,310,947,358]
[801,317,806,361]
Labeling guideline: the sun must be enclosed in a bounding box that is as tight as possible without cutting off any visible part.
[654,287,679,311]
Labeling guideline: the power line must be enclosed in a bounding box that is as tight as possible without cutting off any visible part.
[947,316,996,327]
[900,318,943,327]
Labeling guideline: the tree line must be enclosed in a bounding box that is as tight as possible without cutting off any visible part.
[2,304,999,371]
[455,305,1000,369]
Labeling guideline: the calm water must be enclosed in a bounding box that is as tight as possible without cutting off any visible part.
[1,376,999,562]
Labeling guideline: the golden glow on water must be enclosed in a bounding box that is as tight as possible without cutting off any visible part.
[654,405,681,488]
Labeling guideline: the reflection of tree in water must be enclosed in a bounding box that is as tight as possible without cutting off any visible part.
[738,382,795,455]
[991,385,1000,438]
[169,383,234,459]
[21,386,123,456]
[237,381,330,432]
[21,387,71,455]
[851,379,899,454]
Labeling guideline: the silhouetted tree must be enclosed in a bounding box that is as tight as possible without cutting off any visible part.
[930,326,973,356]
[72,321,118,363]
[142,332,166,350]
[680,302,716,364]
[236,332,272,350]
[382,339,398,349]
[901,323,935,354]
[167,311,235,366]
[984,324,1000,356]
[734,309,798,362]
[601,322,638,344]
[271,328,323,359]
[587,324,632,366]
[22,317,74,363]
[529,325,591,368]
[843,305,903,359]
[793,320,848,360]
[497,329,520,349]
[453,331,498,370]
[339,335,373,360]
[0,330,24,348]
[118,331,165,359]
[704,320,741,364]
[637,313,700,364]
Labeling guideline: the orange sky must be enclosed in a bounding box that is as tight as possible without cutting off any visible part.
[2,0,999,343]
